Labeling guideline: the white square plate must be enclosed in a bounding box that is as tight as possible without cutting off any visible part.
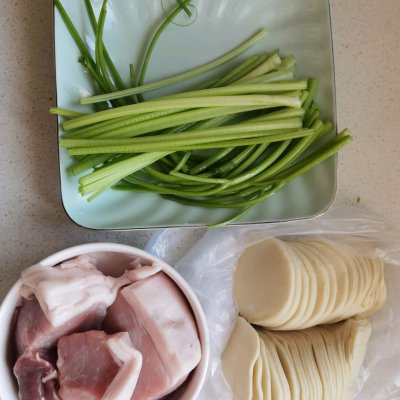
[54,0,336,229]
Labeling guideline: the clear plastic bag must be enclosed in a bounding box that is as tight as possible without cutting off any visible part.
[145,207,400,400]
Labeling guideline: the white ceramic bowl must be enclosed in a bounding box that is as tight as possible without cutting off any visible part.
[0,243,210,400]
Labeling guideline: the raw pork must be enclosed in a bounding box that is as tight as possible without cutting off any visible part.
[20,256,131,327]
[13,349,60,400]
[57,331,142,400]
[14,297,105,400]
[16,255,161,352]
[14,255,140,400]
[14,255,192,400]
[15,297,105,355]
[104,272,201,400]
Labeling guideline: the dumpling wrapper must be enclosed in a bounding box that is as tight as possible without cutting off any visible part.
[303,239,386,322]
[278,332,312,400]
[258,329,291,400]
[342,318,372,400]
[315,318,371,400]
[313,326,343,399]
[250,317,372,400]
[304,239,350,323]
[234,238,297,326]
[264,331,301,400]
[343,255,366,318]
[222,317,260,400]
[359,258,386,317]
[290,242,331,329]
[288,331,323,400]
[323,322,352,400]
[258,339,272,400]
[252,353,263,400]
[298,241,339,322]
[250,241,304,329]
[276,242,316,330]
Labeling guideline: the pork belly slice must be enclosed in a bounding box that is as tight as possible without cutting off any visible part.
[14,297,104,400]
[16,255,160,353]
[20,255,132,328]
[15,297,105,356]
[103,332,143,400]
[20,255,162,328]
[105,271,202,400]
[57,331,142,400]
[13,349,60,400]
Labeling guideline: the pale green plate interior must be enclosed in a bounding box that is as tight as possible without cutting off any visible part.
[55,0,336,229]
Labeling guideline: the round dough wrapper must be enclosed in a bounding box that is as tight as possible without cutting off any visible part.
[278,332,312,400]
[305,239,351,323]
[318,239,363,322]
[299,328,336,400]
[372,258,386,297]
[324,322,352,400]
[272,242,310,331]
[357,258,380,317]
[264,331,301,400]
[343,255,367,318]
[281,242,318,330]
[256,246,304,328]
[259,338,272,400]
[358,257,379,314]
[371,261,387,313]
[258,329,291,400]
[222,317,260,400]
[319,318,372,400]
[314,326,343,399]
[289,331,324,400]
[254,253,302,328]
[253,353,263,400]
[342,318,372,400]
[234,238,297,326]
[351,255,373,313]
[290,242,331,329]
[298,241,338,323]
[359,258,386,317]
[332,244,360,319]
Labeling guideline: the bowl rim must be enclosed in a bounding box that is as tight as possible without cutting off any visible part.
[0,243,210,400]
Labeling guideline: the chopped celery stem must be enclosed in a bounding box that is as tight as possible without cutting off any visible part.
[80,29,268,104]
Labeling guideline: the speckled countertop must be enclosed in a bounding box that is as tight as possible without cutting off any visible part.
[0,0,399,300]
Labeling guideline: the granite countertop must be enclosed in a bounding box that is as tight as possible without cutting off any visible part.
[1,0,399,300]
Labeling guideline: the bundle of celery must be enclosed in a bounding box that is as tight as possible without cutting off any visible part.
[52,0,351,226]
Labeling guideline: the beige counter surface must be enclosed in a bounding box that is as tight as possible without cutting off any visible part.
[0,0,399,299]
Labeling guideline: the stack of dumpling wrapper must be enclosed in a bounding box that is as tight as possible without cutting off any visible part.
[222,238,386,400]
